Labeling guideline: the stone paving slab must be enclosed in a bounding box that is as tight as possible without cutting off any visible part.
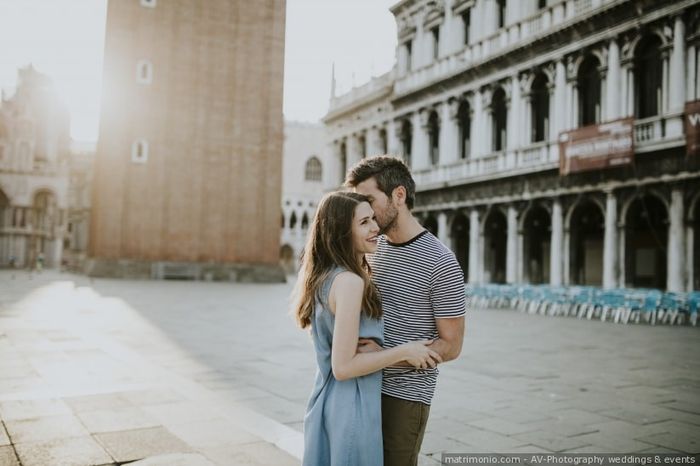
[14,435,113,466]
[0,423,9,447]
[94,426,192,463]
[4,414,90,444]
[0,446,19,466]
[1,271,700,465]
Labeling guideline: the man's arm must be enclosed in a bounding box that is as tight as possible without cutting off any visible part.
[428,316,465,362]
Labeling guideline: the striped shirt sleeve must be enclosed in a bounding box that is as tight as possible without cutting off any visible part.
[430,251,466,318]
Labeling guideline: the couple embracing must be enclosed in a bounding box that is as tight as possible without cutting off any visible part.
[293,156,466,466]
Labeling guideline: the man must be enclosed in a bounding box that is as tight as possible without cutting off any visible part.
[346,155,466,466]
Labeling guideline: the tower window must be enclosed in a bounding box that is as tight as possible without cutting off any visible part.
[136,60,153,84]
[131,140,149,164]
[462,10,471,46]
[431,26,440,60]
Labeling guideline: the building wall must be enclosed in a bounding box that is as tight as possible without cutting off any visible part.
[90,0,286,271]
[0,66,71,269]
[280,121,327,273]
[325,0,700,291]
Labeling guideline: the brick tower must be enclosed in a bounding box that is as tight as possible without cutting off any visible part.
[88,0,286,281]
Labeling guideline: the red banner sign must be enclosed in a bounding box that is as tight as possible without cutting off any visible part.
[685,100,700,157]
[559,118,634,175]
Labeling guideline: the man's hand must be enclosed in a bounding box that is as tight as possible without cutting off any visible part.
[357,338,382,353]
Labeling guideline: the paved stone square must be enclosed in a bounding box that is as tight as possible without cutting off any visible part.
[0,270,699,465]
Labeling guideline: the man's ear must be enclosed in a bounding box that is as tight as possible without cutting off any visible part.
[392,186,407,206]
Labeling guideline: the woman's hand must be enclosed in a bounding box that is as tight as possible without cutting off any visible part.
[399,340,443,369]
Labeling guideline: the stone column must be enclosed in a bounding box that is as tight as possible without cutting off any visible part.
[412,110,431,170]
[437,211,450,249]
[687,221,695,291]
[550,199,563,286]
[688,44,697,101]
[506,205,518,283]
[603,191,618,289]
[323,141,342,190]
[670,16,686,114]
[667,188,685,292]
[508,75,521,150]
[469,209,480,284]
[473,89,486,157]
[387,119,400,155]
[366,127,381,157]
[346,135,361,169]
[440,100,460,165]
[554,60,567,136]
[668,15,686,137]
[607,39,621,121]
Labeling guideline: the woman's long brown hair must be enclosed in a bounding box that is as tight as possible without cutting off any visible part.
[292,191,382,329]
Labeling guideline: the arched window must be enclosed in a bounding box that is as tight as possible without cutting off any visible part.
[379,128,388,154]
[290,211,298,230]
[497,0,506,29]
[305,156,322,182]
[431,26,440,60]
[635,36,663,119]
[578,55,601,126]
[339,141,347,183]
[458,100,471,159]
[531,73,550,142]
[492,87,507,152]
[0,188,9,229]
[136,60,153,84]
[301,212,309,230]
[358,134,367,159]
[131,140,148,163]
[428,110,440,165]
[401,119,412,167]
[281,212,285,228]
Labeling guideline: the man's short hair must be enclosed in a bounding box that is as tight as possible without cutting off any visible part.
[344,156,416,210]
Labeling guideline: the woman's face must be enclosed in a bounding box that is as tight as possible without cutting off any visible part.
[351,201,379,255]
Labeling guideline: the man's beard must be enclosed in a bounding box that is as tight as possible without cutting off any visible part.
[378,203,399,235]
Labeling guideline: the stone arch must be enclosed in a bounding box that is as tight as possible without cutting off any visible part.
[450,211,470,280]
[623,28,672,62]
[619,189,670,227]
[482,206,507,284]
[624,194,669,289]
[423,213,438,237]
[522,203,551,284]
[568,198,605,286]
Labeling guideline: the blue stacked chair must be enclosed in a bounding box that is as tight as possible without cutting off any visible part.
[688,292,700,326]
[624,289,662,324]
[659,292,688,325]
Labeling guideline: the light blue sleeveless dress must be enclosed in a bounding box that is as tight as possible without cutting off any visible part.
[302,267,384,466]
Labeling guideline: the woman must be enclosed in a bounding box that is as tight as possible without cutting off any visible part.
[292,191,441,466]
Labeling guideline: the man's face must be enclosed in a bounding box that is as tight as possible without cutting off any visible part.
[355,177,399,235]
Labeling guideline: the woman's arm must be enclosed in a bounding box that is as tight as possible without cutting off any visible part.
[329,272,439,381]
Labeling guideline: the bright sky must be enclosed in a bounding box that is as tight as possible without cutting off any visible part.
[0,0,397,142]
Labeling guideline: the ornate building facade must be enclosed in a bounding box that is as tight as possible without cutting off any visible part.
[89,0,287,281]
[325,0,700,292]
[279,122,326,274]
[0,66,71,269]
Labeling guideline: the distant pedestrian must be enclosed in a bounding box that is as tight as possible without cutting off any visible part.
[346,156,466,466]
[292,191,441,466]
[36,252,44,272]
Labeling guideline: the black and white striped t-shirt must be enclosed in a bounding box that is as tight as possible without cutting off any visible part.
[368,230,465,405]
